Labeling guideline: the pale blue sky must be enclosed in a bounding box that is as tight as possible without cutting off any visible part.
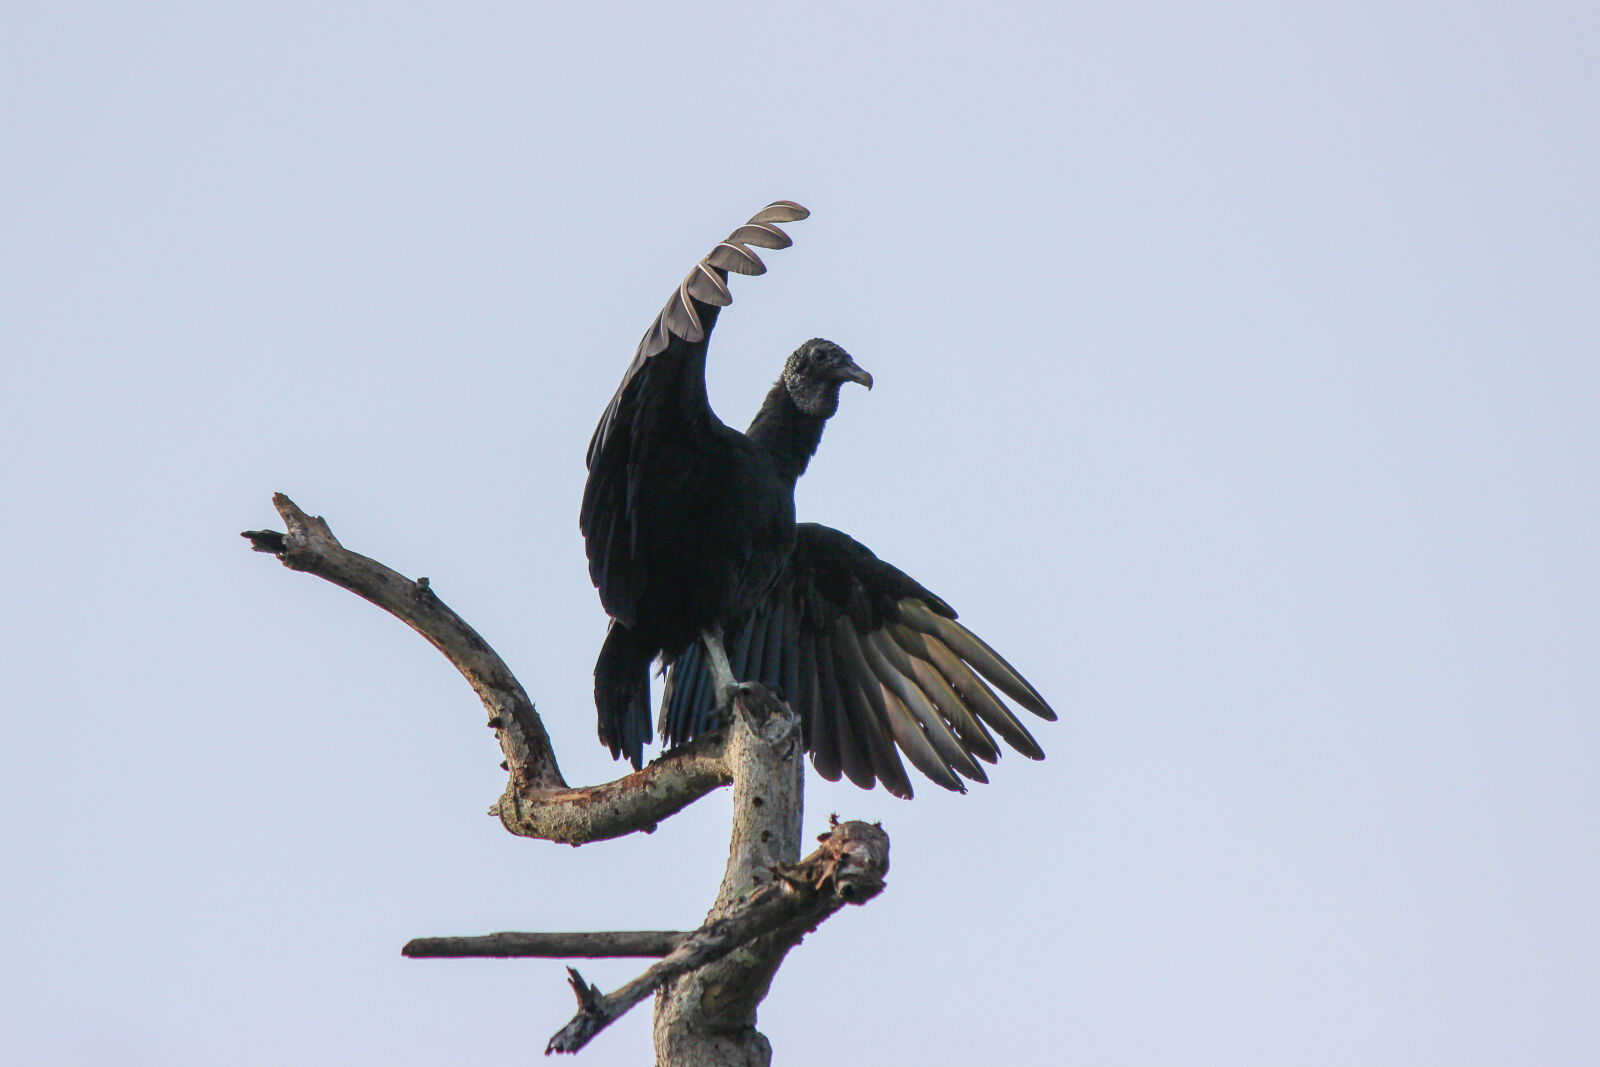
[3,3,1597,1064]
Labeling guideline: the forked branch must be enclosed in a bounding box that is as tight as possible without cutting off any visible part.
[548,818,890,1055]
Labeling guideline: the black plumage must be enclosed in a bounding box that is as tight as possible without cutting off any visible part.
[582,202,1055,794]
[582,202,871,767]
[662,524,1056,798]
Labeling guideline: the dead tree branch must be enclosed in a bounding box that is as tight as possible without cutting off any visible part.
[243,492,561,790]
[402,931,684,959]
[242,493,731,844]
[492,731,732,844]
[547,816,891,1056]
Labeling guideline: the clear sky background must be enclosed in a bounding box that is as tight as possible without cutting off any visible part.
[3,3,1596,1065]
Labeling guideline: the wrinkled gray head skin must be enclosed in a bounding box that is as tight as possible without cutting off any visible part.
[782,338,874,418]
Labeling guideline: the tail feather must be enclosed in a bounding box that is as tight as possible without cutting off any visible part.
[595,623,655,769]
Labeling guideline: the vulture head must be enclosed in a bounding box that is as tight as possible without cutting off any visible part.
[782,338,873,418]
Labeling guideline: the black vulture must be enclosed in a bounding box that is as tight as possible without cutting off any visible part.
[582,202,1055,796]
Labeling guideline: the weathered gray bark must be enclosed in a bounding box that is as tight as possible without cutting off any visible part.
[491,731,732,845]
[243,493,562,791]
[244,494,891,1065]
[651,684,802,1065]
[402,931,685,959]
[651,816,892,1065]
[546,812,890,1058]
[243,493,733,842]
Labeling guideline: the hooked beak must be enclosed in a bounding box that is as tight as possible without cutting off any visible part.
[838,360,874,390]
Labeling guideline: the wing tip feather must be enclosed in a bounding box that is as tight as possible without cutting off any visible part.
[749,200,809,224]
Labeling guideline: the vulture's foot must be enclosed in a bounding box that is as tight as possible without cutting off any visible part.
[700,627,741,713]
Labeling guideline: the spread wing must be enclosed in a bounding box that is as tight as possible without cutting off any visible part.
[661,523,1057,798]
[579,201,810,625]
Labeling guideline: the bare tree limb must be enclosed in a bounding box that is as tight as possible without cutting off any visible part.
[243,492,563,789]
[546,816,891,1056]
[402,931,684,959]
[242,493,732,844]
[492,730,732,845]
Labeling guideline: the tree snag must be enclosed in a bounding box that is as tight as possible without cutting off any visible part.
[244,493,890,1064]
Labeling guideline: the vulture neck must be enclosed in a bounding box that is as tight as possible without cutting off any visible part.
[747,381,829,487]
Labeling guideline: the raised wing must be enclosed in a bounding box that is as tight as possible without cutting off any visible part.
[580,201,809,624]
[661,523,1057,798]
